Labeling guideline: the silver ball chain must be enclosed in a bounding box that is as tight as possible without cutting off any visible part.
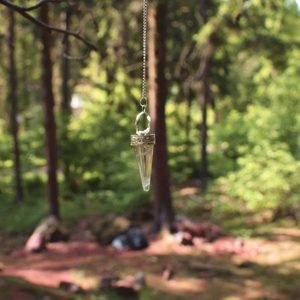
[140,0,148,111]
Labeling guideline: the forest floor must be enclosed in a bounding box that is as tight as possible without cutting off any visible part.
[0,182,299,300]
[1,220,300,300]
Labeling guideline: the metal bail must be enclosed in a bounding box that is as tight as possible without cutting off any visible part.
[135,111,151,136]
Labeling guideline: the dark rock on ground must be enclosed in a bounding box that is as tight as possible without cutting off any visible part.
[101,273,142,300]
[127,228,149,250]
[134,273,146,288]
[101,274,120,289]
[112,233,131,250]
[59,281,85,294]
[237,261,257,269]
[91,215,131,245]
[112,227,149,251]
[112,286,139,300]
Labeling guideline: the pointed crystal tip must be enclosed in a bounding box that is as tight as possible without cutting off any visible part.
[143,183,150,192]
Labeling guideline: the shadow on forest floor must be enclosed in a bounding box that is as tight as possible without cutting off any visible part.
[1,221,300,300]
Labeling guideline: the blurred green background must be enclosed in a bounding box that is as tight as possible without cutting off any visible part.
[0,0,300,234]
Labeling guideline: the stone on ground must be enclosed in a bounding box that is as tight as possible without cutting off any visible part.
[59,281,85,294]
[112,227,149,251]
[25,216,69,253]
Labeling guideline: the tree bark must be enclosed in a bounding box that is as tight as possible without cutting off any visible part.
[148,1,174,233]
[185,88,193,160]
[61,9,71,115]
[199,0,212,190]
[199,54,209,189]
[8,8,24,203]
[61,7,71,188]
[39,4,60,218]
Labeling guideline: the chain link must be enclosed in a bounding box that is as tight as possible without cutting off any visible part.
[140,0,148,111]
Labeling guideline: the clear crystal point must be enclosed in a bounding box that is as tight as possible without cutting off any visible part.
[134,144,154,192]
[131,134,155,192]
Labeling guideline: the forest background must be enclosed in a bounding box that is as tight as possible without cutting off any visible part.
[0,0,299,238]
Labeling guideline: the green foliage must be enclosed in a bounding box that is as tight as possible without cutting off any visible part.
[1,0,300,235]
[219,143,300,212]
[0,195,48,235]
[210,39,300,214]
[60,58,150,212]
[167,101,200,181]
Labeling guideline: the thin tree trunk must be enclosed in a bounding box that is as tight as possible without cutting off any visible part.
[185,88,193,160]
[40,4,60,218]
[61,9,71,116]
[148,1,174,233]
[199,56,209,189]
[199,0,212,190]
[8,8,24,203]
[61,8,71,188]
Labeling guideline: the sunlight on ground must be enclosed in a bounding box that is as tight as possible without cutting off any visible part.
[148,274,205,295]
[1,225,300,299]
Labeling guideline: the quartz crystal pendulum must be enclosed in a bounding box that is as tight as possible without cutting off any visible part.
[131,0,155,192]
[131,112,155,192]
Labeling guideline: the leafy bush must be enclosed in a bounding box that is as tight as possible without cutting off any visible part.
[210,49,300,214]
[62,89,150,213]
[219,142,300,212]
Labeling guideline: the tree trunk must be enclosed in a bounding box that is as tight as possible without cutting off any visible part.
[148,1,174,233]
[61,9,71,116]
[8,8,24,203]
[61,8,71,188]
[39,4,60,218]
[199,56,209,189]
[185,88,193,160]
[199,0,212,190]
